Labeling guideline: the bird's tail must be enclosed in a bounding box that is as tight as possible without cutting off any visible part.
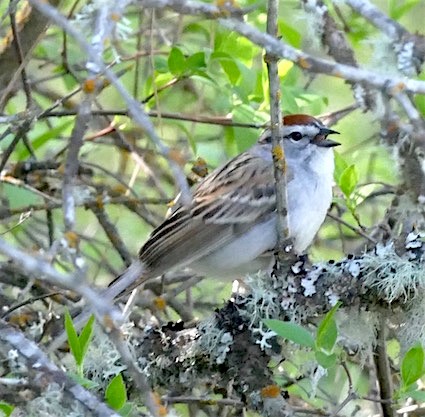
[102,260,146,300]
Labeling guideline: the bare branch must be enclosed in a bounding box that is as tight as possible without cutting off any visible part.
[0,237,121,326]
[373,315,395,417]
[138,0,425,95]
[91,204,133,266]
[62,96,93,231]
[265,0,289,259]
[0,319,121,417]
[28,0,192,205]
[346,0,413,41]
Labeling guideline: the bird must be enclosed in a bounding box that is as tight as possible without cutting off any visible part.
[103,113,340,300]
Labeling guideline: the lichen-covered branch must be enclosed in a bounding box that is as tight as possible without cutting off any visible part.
[346,0,425,75]
[130,232,425,416]
[28,0,192,205]
[0,319,121,417]
[138,0,425,95]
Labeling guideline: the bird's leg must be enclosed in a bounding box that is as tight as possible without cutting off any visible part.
[272,237,297,278]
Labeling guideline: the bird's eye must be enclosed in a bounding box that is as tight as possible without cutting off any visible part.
[289,132,303,141]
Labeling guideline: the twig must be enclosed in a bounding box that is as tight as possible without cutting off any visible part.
[90,204,133,266]
[301,0,375,109]
[9,0,33,108]
[0,120,33,172]
[107,325,160,417]
[393,92,425,130]
[163,395,244,407]
[341,362,354,393]
[133,9,143,99]
[137,0,425,94]
[218,18,425,95]
[61,0,82,79]
[38,109,266,128]
[373,314,395,417]
[0,237,122,326]
[265,0,290,259]
[0,195,168,221]
[62,96,93,231]
[62,1,122,233]
[327,212,377,244]
[329,391,357,417]
[345,0,412,41]
[1,292,61,318]
[0,319,121,417]
[29,0,192,206]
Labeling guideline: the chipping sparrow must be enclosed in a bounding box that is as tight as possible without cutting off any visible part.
[104,114,340,299]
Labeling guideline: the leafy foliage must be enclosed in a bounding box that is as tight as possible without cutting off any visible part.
[265,303,342,371]
[0,402,14,417]
[0,0,424,415]
[105,373,131,415]
[64,311,95,377]
[398,344,425,398]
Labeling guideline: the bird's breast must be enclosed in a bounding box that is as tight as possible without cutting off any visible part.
[287,151,334,253]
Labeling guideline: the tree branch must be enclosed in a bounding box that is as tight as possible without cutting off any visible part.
[0,319,121,417]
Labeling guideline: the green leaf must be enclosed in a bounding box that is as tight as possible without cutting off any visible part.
[338,164,358,198]
[223,126,237,156]
[406,389,425,402]
[388,0,420,19]
[401,344,425,387]
[64,310,82,366]
[316,302,341,353]
[78,314,95,361]
[333,151,348,182]
[186,52,206,72]
[168,47,186,76]
[212,52,241,85]
[153,56,169,73]
[264,319,315,348]
[280,86,300,114]
[183,22,211,42]
[191,71,216,86]
[278,20,301,48]
[234,65,256,102]
[119,402,133,417]
[0,401,15,416]
[68,372,99,390]
[231,104,267,152]
[17,120,73,160]
[315,351,337,369]
[3,183,41,209]
[63,73,78,90]
[105,374,127,411]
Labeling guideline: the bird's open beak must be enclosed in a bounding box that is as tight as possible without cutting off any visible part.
[314,127,341,148]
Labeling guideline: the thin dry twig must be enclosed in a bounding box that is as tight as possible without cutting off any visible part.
[35,109,266,129]
[9,0,32,108]
[62,95,93,231]
[374,315,395,417]
[29,0,192,205]
[91,204,133,266]
[327,212,377,244]
[138,0,425,94]
[0,237,122,324]
[265,0,290,259]
[0,319,121,417]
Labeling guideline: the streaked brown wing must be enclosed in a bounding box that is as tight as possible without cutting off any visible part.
[139,151,277,276]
